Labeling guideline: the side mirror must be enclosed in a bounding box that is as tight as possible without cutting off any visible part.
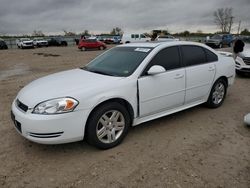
[147,65,166,75]
[233,39,245,54]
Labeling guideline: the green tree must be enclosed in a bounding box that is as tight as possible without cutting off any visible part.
[241,28,250,35]
[213,8,234,33]
[32,30,45,37]
[110,27,123,35]
[63,30,76,36]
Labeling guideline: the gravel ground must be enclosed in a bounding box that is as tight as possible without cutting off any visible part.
[0,46,249,188]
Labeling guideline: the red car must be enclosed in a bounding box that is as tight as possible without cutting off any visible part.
[78,39,106,51]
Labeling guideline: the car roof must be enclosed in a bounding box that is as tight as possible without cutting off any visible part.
[119,41,208,48]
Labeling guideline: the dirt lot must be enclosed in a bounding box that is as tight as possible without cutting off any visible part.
[0,46,250,188]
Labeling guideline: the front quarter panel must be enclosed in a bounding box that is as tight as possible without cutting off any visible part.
[73,78,138,119]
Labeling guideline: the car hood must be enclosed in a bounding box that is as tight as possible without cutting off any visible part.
[240,44,250,57]
[17,69,124,108]
[23,40,33,43]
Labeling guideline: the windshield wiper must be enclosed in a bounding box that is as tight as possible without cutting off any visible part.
[89,70,115,76]
[80,67,115,76]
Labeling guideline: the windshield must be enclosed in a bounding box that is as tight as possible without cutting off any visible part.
[84,47,152,77]
[211,35,222,39]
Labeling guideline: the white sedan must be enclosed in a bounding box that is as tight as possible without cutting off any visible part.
[11,41,235,149]
[235,43,250,76]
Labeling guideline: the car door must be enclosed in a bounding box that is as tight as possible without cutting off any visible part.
[181,45,216,104]
[93,40,100,48]
[138,46,185,117]
[83,40,91,48]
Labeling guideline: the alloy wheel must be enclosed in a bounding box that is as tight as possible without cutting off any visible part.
[212,82,225,105]
[96,110,125,144]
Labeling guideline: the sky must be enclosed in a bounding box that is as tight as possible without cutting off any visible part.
[0,0,249,35]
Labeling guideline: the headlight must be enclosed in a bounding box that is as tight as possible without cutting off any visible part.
[33,97,79,115]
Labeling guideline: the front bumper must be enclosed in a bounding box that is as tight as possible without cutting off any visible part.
[37,42,48,46]
[235,63,250,73]
[244,113,250,126]
[21,44,34,48]
[11,101,89,144]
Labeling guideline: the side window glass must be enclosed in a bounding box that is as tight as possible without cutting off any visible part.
[140,34,146,38]
[135,34,139,38]
[131,34,135,38]
[144,47,181,75]
[205,49,218,62]
[181,46,206,66]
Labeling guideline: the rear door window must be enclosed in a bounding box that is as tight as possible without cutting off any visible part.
[204,49,218,62]
[181,45,206,66]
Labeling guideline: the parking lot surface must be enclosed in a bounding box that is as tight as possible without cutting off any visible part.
[0,46,249,188]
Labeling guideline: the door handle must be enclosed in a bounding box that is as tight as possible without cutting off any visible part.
[174,74,184,79]
[208,67,215,71]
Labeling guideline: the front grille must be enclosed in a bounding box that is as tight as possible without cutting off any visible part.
[16,99,28,112]
[11,111,22,133]
[28,132,64,138]
[243,57,250,65]
[240,68,250,72]
[15,120,22,133]
[24,42,32,45]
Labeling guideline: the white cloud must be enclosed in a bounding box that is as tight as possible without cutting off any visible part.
[0,0,249,35]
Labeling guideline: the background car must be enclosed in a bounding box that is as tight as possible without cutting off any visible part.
[104,36,121,44]
[235,43,250,76]
[16,38,34,49]
[47,37,68,46]
[205,34,234,48]
[33,38,48,47]
[0,38,8,49]
[121,33,151,43]
[11,41,235,149]
[78,39,106,51]
[156,35,179,42]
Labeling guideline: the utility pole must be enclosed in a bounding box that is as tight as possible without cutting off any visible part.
[237,20,241,35]
[229,16,234,34]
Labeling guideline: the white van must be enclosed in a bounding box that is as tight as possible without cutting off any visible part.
[121,33,151,43]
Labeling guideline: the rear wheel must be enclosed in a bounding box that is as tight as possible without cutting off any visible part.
[86,102,130,149]
[81,47,86,51]
[99,46,104,50]
[206,79,227,108]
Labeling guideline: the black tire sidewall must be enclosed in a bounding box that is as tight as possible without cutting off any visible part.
[206,79,227,108]
[86,102,130,149]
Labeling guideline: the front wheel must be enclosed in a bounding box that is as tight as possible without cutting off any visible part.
[206,79,227,108]
[86,102,130,149]
[99,46,104,50]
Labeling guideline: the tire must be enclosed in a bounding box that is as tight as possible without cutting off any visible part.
[206,79,227,108]
[218,43,222,48]
[86,102,131,149]
[99,46,104,50]
[80,47,86,51]
[61,42,67,46]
